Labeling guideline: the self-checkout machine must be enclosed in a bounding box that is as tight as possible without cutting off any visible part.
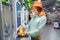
[16,0,32,40]
[0,0,17,40]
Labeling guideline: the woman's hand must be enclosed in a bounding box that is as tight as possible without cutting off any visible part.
[18,31,27,36]
[17,25,27,36]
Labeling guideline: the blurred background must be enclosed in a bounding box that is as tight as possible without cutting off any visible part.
[0,0,60,40]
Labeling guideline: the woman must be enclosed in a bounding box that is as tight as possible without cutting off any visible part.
[19,1,46,40]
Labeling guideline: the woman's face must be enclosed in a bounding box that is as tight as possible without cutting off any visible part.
[32,7,39,15]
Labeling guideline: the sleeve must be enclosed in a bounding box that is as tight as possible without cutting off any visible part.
[25,16,46,36]
[37,16,46,31]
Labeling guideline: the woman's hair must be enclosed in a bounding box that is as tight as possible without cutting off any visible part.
[36,6,42,12]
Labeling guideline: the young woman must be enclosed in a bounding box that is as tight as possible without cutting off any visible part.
[19,1,46,40]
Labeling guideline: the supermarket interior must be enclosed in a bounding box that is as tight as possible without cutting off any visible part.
[0,0,60,40]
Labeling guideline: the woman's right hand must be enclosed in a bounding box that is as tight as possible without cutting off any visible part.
[17,25,27,36]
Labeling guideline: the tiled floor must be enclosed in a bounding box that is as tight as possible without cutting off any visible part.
[16,24,60,40]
